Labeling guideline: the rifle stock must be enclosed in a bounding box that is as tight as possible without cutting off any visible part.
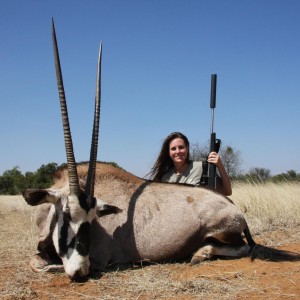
[208,133,217,188]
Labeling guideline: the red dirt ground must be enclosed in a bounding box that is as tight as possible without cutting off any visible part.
[31,241,300,299]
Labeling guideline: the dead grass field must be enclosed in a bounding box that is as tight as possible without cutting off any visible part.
[0,183,300,299]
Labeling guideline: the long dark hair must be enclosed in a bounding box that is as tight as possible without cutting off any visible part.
[148,132,190,181]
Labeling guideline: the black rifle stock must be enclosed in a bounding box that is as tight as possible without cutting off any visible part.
[207,74,221,189]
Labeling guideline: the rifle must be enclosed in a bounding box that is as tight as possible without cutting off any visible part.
[200,74,221,188]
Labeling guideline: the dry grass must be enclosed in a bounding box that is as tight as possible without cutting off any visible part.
[231,182,300,234]
[0,183,300,299]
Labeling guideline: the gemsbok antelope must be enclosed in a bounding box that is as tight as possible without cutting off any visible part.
[23,20,256,281]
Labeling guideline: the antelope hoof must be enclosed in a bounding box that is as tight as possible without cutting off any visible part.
[190,245,214,265]
[29,253,63,273]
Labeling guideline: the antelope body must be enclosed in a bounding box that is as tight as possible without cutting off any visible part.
[24,162,253,279]
[23,20,255,281]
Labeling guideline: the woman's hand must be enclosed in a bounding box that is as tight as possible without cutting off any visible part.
[207,151,221,167]
[207,151,232,196]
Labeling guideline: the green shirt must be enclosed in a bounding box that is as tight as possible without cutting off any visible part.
[161,161,203,186]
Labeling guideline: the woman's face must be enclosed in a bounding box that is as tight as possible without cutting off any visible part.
[169,138,188,165]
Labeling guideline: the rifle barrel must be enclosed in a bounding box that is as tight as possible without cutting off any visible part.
[210,74,217,109]
[210,74,217,134]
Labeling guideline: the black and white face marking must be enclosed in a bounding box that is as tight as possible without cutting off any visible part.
[23,186,122,279]
[53,194,96,280]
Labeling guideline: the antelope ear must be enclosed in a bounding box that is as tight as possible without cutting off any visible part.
[22,189,60,206]
[96,199,122,217]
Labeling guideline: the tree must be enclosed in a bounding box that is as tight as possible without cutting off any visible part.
[0,166,25,195]
[0,175,14,194]
[219,146,242,177]
[248,167,271,183]
[33,163,58,188]
[24,171,36,188]
[286,170,297,179]
[190,142,242,178]
[190,142,209,161]
[0,163,59,194]
[272,170,300,183]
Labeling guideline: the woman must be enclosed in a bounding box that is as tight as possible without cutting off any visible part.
[148,132,232,196]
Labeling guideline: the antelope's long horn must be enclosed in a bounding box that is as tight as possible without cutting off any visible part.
[85,43,102,199]
[52,19,80,196]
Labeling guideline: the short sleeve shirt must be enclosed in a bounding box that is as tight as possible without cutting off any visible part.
[161,161,203,186]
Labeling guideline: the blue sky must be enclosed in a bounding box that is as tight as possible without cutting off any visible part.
[1,0,299,177]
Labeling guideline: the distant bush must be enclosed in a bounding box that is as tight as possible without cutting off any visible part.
[0,161,122,195]
[232,169,300,184]
[0,163,58,195]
